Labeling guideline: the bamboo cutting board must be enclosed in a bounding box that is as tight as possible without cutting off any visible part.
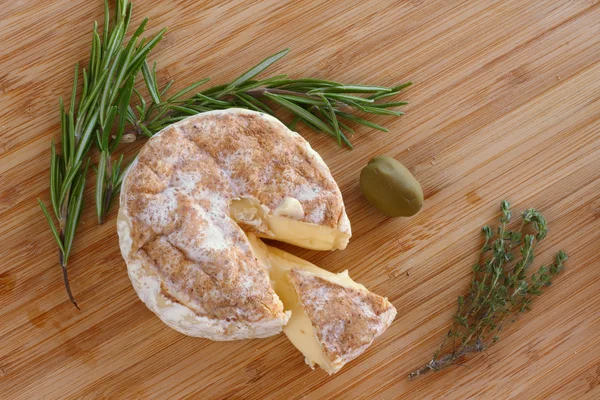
[1,0,600,398]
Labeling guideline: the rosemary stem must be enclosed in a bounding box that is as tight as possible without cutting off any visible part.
[100,157,113,224]
[245,87,311,97]
[61,263,80,310]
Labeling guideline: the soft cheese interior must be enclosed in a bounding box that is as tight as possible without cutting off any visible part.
[231,198,350,251]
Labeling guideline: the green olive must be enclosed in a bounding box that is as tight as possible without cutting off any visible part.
[360,156,424,217]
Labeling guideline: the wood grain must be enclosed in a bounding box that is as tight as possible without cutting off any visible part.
[1,0,600,398]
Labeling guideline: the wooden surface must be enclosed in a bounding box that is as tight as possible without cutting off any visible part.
[1,1,600,398]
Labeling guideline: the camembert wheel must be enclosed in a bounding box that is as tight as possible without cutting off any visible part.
[118,109,395,372]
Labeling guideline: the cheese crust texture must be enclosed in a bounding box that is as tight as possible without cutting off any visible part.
[118,109,350,340]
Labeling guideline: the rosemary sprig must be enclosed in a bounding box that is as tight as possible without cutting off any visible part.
[128,50,411,146]
[39,0,165,306]
[408,201,567,380]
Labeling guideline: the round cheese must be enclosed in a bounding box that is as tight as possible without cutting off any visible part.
[117,109,351,340]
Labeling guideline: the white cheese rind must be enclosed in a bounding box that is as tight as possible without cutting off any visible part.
[118,197,290,340]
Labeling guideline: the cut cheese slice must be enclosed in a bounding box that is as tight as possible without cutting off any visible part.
[287,269,396,374]
[248,235,396,374]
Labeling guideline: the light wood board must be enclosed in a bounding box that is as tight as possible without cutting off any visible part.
[1,0,600,398]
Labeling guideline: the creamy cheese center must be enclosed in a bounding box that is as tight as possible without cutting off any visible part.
[230,198,350,251]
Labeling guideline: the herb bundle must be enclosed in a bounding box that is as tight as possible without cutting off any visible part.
[409,201,567,379]
[40,0,411,306]
[38,0,166,307]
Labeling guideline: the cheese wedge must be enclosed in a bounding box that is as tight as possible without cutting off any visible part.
[248,235,396,374]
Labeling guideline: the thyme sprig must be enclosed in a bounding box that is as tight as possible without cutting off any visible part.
[38,0,165,306]
[408,201,567,379]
